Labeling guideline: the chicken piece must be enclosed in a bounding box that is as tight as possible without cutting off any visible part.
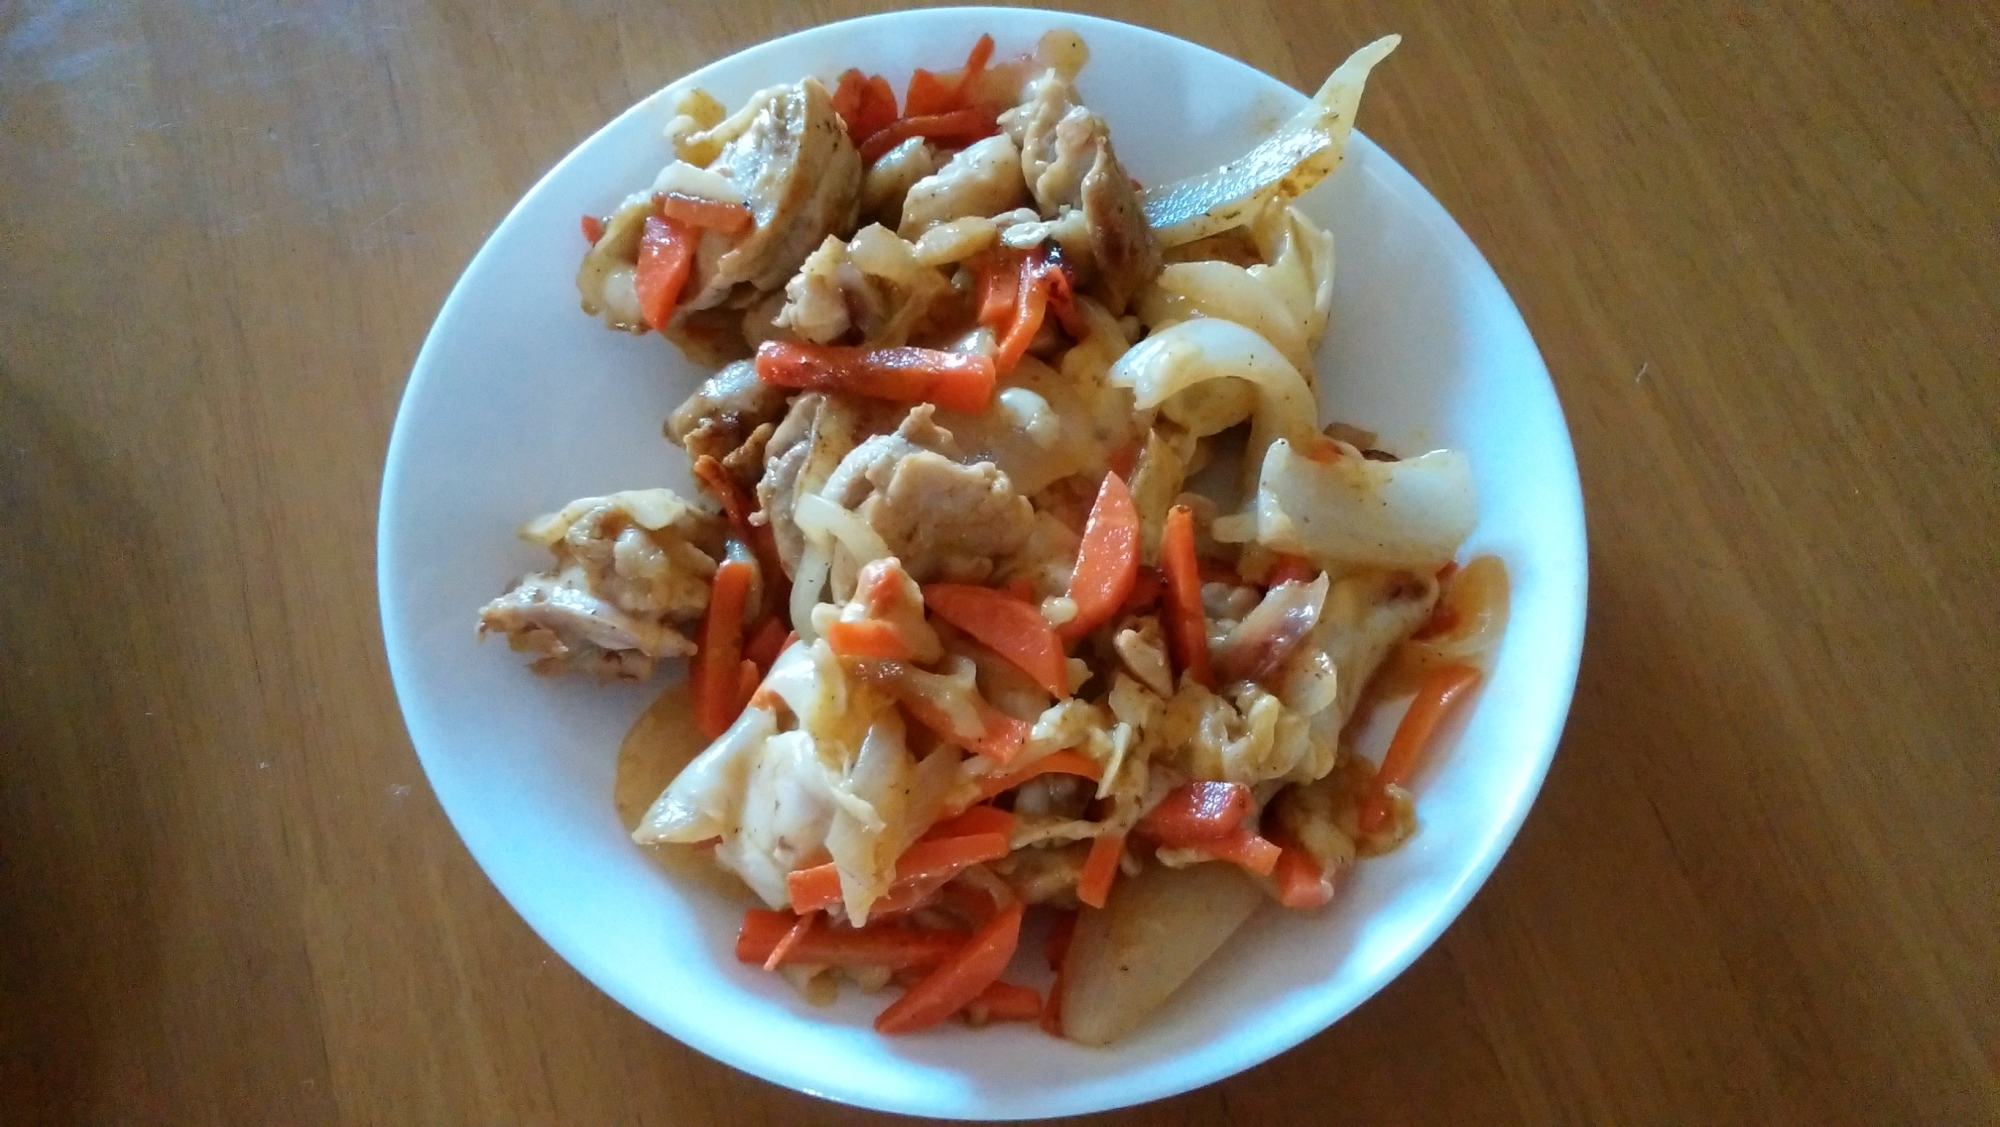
[999,69,1161,312]
[772,236,851,344]
[477,489,725,681]
[896,133,1030,238]
[773,226,953,347]
[860,137,938,229]
[665,359,791,477]
[818,404,960,508]
[680,78,863,311]
[1080,137,1161,313]
[860,450,1036,583]
[756,393,884,575]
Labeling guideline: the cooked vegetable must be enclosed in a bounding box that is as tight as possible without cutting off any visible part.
[1160,505,1214,687]
[923,804,1017,842]
[1135,781,1252,844]
[736,909,962,968]
[693,561,753,738]
[1360,663,1482,832]
[1141,35,1398,246]
[833,69,900,140]
[1109,318,1320,500]
[1059,862,1264,1045]
[875,901,1025,1033]
[1212,574,1328,685]
[755,341,998,413]
[1076,833,1124,908]
[923,583,1069,698]
[825,618,916,660]
[1228,440,1478,571]
[788,832,1011,914]
[658,192,754,233]
[859,107,1001,163]
[970,748,1103,803]
[1060,472,1139,642]
[967,980,1042,1024]
[635,214,698,330]
[1270,837,1335,909]
[1190,828,1282,876]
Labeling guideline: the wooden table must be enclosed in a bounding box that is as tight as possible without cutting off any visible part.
[2,1,1993,1123]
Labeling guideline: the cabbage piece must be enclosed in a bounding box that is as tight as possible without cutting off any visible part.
[1141,36,1398,247]
[632,703,780,845]
[1107,319,1320,500]
[824,709,913,924]
[1240,440,1476,571]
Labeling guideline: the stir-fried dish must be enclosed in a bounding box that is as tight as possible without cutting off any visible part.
[477,30,1509,1044]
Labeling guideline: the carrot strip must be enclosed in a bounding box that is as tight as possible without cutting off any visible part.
[735,910,961,968]
[831,69,868,133]
[976,252,1021,329]
[970,980,1042,1023]
[858,75,899,137]
[1266,553,1320,589]
[736,658,759,710]
[763,911,816,971]
[1059,472,1139,642]
[923,805,1017,843]
[1270,838,1335,910]
[850,661,1028,765]
[657,191,753,234]
[874,901,1025,1034]
[693,561,753,738]
[634,214,696,330]
[1193,828,1282,877]
[825,618,915,660]
[1134,781,1253,845]
[923,584,1069,698]
[971,749,1104,804]
[904,68,960,117]
[1077,833,1123,908]
[743,616,790,670]
[1360,664,1483,833]
[1123,566,1163,615]
[755,341,997,413]
[895,692,1029,765]
[580,214,605,245]
[1160,505,1214,687]
[996,254,1050,374]
[787,833,1012,915]
[937,878,1000,927]
[857,106,999,163]
[690,455,789,617]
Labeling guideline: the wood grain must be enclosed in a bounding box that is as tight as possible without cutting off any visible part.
[1,1,1994,1123]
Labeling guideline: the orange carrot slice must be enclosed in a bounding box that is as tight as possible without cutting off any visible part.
[1059,472,1139,642]
[874,901,1025,1034]
[923,583,1069,698]
[1077,833,1124,909]
[1360,664,1483,833]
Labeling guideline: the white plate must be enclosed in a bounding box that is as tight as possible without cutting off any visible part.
[378,8,1586,1119]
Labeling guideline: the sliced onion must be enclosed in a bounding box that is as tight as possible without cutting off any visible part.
[1249,440,1477,570]
[1108,318,1320,501]
[791,539,831,639]
[794,491,892,591]
[1213,573,1329,684]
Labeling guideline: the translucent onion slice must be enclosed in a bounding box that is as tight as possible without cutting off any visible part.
[1141,36,1398,247]
[1248,440,1477,570]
